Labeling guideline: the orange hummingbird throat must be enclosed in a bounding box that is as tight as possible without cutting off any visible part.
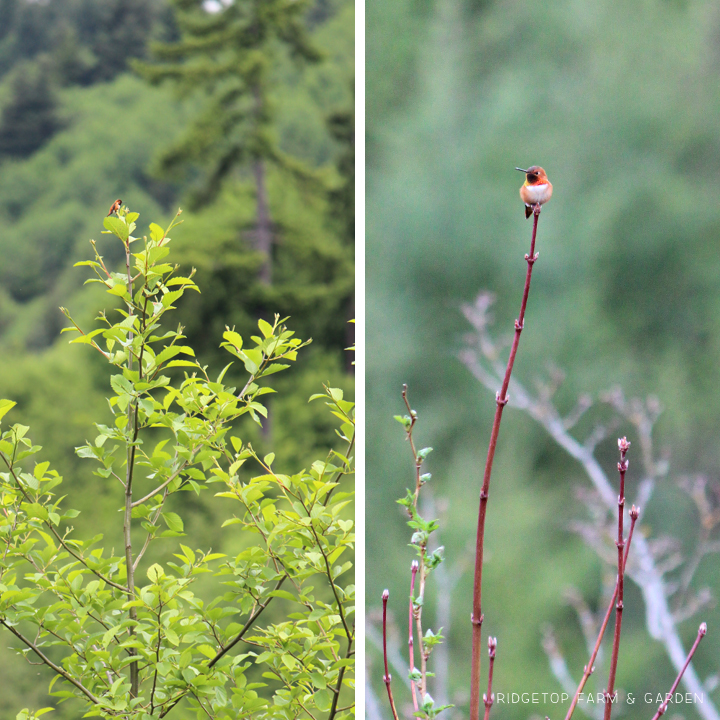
[516,165,552,219]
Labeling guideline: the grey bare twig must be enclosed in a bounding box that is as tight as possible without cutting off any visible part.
[460,294,719,720]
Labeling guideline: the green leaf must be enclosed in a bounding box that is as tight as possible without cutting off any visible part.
[163,512,184,533]
[149,222,165,243]
[108,283,127,297]
[147,564,165,582]
[103,216,129,242]
[110,374,133,396]
[102,625,123,648]
[260,363,290,376]
[281,655,297,670]
[161,289,184,308]
[258,319,274,338]
[315,689,332,712]
[223,330,243,350]
[0,399,17,422]
[178,544,195,564]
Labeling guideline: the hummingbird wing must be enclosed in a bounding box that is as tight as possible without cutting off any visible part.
[525,204,532,219]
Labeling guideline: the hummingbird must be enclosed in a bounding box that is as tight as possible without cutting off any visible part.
[107,199,122,217]
[516,167,552,219]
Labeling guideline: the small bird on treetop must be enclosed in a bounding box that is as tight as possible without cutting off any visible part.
[107,199,122,217]
[516,167,552,218]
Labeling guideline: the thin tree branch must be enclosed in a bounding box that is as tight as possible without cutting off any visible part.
[603,438,630,720]
[0,452,127,594]
[564,506,638,720]
[158,575,289,718]
[123,237,140,698]
[308,522,352,642]
[470,206,542,720]
[650,623,707,720]
[150,598,164,714]
[0,619,102,705]
[461,338,720,720]
[409,559,420,712]
[483,637,497,720]
[208,574,288,668]
[382,589,401,720]
[328,625,355,720]
[133,487,170,572]
[131,458,191,508]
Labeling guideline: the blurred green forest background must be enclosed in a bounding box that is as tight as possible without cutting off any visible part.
[366,1,720,720]
[0,0,354,715]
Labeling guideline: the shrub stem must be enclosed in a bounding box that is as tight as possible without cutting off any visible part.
[409,560,420,711]
[470,206,541,720]
[483,637,497,720]
[565,504,639,720]
[603,438,630,720]
[383,589,401,720]
[651,623,707,720]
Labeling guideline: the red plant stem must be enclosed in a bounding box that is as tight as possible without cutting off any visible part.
[382,589,400,720]
[409,560,420,712]
[402,385,429,697]
[603,438,630,720]
[416,558,428,697]
[565,506,639,720]
[651,623,707,720]
[483,637,497,720]
[470,207,541,720]
[402,385,422,505]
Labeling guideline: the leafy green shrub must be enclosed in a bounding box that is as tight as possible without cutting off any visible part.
[0,206,354,719]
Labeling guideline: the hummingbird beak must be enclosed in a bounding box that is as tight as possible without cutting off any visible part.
[515,167,529,173]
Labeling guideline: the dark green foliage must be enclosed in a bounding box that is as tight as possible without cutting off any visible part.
[327,98,355,245]
[133,0,355,388]
[137,0,321,204]
[0,62,63,158]
[0,0,173,85]
[0,76,187,305]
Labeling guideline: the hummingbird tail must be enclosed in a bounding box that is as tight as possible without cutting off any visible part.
[525,204,532,219]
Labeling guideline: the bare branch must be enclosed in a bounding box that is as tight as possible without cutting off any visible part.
[650,623,707,720]
[382,590,401,720]
[0,620,102,705]
[470,207,543,720]
[461,311,720,720]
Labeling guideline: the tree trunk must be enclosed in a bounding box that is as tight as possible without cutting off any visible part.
[253,158,272,285]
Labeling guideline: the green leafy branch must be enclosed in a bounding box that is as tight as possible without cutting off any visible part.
[0,207,353,720]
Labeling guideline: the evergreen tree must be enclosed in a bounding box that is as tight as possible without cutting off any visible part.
[327,97,355,246]
[0,62,62,158]
[136,0,321,283]
[327,93,355,371]
[0,0,174,85]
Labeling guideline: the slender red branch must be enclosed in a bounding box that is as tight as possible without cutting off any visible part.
[470,206,542,720]
[483,637,497,720]
[603,437,630,720]
[409,560,420,712]
[565,505,639,720]
[402,384,422,504]
[382,589,401,720]
[650,623,707,720]
[401,385,430,697]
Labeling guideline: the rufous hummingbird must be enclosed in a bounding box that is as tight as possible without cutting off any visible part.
[107,199,122,217]
[516,167,552,219]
